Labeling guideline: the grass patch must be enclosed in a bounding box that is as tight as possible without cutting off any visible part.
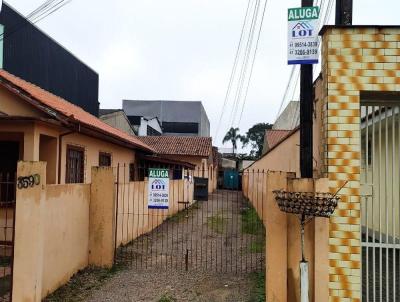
[207,214,228,234]
[241,206,264,236]
[167,202,200,223]
[0,275,11,297]
[248,271,266,302]
[0,256,10,266]
[158,294,177,302]
[248,239,265,253]
[43,264,126,302]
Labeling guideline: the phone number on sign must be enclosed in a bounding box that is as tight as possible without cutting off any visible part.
[153,198,168,203]
[295,49,318,56]
[152,193,168,198]
[294,41,318,47]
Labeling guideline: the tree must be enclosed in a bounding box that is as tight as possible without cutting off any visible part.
[222,127,243,154]
[242,123,273,158]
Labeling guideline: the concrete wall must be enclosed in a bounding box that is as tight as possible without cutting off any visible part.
[12,162,116,301]
[41,184,90,297]
[243,171,329,302]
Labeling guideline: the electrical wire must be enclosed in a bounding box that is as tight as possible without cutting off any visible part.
[214,0,254,140]
[237,0,269,125]
[228,0,261,128]
[0,0,72,42]
[32,0,71,24]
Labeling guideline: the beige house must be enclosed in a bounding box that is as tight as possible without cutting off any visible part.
[0,70,155,187]
[138,136,218,192]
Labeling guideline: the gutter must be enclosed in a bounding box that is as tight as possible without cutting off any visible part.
[58,130,75,184]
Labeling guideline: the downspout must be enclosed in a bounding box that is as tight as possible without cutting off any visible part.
[58,131,74,184]
[58,122,80,184]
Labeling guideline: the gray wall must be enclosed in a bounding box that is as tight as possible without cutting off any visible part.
[273,101,300,130]
[123,100,210,136]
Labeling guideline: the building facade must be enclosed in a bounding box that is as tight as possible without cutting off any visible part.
[123,100,210,137]
[0,3,99,116]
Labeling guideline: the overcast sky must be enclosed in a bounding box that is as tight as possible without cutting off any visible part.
[6,0,400,148]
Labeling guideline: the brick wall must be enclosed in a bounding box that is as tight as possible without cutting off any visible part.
[321,26,400,302]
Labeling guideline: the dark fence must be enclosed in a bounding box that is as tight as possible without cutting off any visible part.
[0,173,16,302]
[113,166,266,274]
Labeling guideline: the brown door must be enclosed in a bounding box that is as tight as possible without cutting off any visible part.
[66,146,85,183]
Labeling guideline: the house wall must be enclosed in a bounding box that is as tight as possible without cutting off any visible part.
[100,111,135,136]
[60,132,135,184]
[247,80,323,176]
[361,117,400,240]
[161,155,217,193]
[0,86,137,184]
[320,26,400,302]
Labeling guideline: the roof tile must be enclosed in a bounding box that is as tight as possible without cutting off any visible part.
[266,129,292,149]
[0,69,153,152]
[138,136,212,157]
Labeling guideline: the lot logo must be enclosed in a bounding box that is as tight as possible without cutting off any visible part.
[151,179,166,190]
[292,21,314,38]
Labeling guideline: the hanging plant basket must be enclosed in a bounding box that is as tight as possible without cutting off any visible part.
[272,190,340,218]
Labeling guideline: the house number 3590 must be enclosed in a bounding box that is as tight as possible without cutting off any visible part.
[17,174,41,189]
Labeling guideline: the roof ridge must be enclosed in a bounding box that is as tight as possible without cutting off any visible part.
[0,69,153,152]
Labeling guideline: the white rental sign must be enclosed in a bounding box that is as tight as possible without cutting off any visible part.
[148,168,169,209]
[288,6,320,65]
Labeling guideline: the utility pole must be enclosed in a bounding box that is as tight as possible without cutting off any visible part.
[336,0,353,25]
[299,0,314,178]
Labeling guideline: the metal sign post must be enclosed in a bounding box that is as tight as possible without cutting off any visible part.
[287,2,319,297]
[287,3,319,179]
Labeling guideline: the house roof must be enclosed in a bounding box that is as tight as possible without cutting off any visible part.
[0,69,153,153]
[138,136,212,157]
[265,129,292,149]
[99,109,123,116]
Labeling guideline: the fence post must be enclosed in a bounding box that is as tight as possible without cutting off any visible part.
[12,161,46,302]
[265,171,289,302]
[89,167,115,268]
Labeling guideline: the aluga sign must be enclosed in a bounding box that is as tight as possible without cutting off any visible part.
[148,168,170,209]
[288,6,320,65]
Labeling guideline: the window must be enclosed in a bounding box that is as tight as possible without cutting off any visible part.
[66,145,85,183]
[99,152,112,167]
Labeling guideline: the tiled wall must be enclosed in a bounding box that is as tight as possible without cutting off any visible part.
[321,26,400,302]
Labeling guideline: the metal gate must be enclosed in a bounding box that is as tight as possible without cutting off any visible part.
[113,165,265,274]
[0,173,16,302]
[361,103,400,301]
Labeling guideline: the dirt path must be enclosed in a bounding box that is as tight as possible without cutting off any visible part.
[84,190,265,302]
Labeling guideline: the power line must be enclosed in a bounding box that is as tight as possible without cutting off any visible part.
[228,0,261,128]
[32,0,72,24]
[237,0,269,126]
[0,0,72,42]
[214,0,254,140]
